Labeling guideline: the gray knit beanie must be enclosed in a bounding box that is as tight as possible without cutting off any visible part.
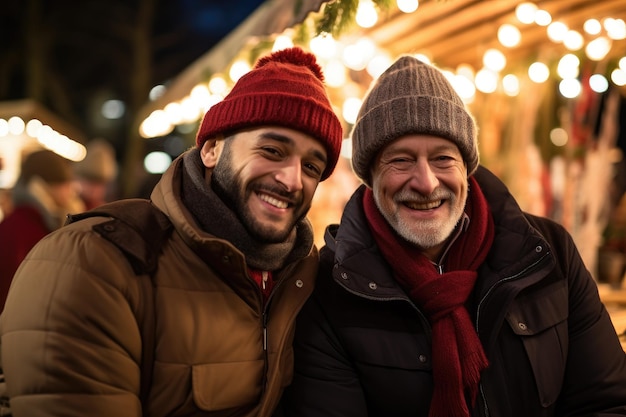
[351,56,479,186]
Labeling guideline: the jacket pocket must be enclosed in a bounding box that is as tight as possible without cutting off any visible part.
[506,280,568,407]
[192,360,264,411]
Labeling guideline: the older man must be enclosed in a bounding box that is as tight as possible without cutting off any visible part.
[284,56,626,417]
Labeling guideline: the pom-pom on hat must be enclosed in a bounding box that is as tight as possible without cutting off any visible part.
[196,47,343,181]
[351,56,479,187]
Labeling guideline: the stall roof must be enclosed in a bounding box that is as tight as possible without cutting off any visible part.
[138,0,327,122]
[138,0,626,124]
[364,0,626,72]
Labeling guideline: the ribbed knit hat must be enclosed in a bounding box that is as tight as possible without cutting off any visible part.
[19,149,73,184]
[196,47,343,181]
[351,56,478,186]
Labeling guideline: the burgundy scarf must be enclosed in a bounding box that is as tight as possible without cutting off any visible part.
[363,176,494,417]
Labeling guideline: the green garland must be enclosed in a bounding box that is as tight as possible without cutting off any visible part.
[315,0,394,37]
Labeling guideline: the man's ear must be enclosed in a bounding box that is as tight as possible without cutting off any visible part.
[200,136,223,169]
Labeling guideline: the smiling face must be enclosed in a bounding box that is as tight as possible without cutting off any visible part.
[201,126,328,243]
[371,134,468,261]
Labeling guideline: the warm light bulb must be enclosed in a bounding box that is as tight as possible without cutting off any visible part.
[605,18,626,40]
[585,37,611,61]
[502,74,520,96]
[310,34,337,59]
[26,119,43,138]
[589,74,609,93]
[7,116,25,135]
[0,119,9,137]
[475,68,498,93]
[515,2,537,24]
[272,35,294,51]
[547,22,568,43]
[397,0,418,13]
[563,30,584,51]
[356,0,378,28]
[534,9,551,26]
[498,24,521,47]
[367,54,392,78]
[611,68,626,86]
[324,59,347,87]
[208,76,228,95]
[452,74,476,101]
[483,49,506,72]
[528,62,550,83]
[584,19,602,35]
[229,60,251,82]
[557,54,580,79]
[559,78,581,99]
[342,97,363,125]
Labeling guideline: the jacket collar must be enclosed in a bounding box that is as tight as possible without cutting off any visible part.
[325,166,554,300]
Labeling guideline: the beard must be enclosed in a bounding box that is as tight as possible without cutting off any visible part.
[210,142,309,243]
[373,186,466,250]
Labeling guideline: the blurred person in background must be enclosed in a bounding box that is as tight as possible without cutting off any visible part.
[74,139,118,209]
[0,149,84,310]
[0,189,12,224]
[284,56,626,417]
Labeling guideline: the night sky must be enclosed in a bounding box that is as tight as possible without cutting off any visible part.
[0,0,266,159]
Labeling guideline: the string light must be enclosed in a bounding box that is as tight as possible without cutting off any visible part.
[589,74,609,93]
[528,62,550,83]
[139,2,626,136]
[502,74,520,96]
[584,18,602,35]
[483,49,506,72]
[586,37,611,61]
[547,21,568,43]
[557,54,580,79]
[356,0,378,28]
[397,0,418,14]
[498,24,521,48]
[563,30,584,51]
[515,2,537,24]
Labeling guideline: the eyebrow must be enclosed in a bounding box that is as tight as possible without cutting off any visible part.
[385,142,461,155]
[260,131,328,165]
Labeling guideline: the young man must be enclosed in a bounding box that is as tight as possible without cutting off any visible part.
[0,47,343,417]
[284,56,626,416]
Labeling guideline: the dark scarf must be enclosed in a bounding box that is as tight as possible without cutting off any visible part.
[180,149,314,271]
[363,176,494,417]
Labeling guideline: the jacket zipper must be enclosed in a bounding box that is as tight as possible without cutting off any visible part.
[258,263,296,392]
[474,251,551,417]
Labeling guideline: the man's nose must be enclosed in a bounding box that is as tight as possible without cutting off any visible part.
[274,158,303,192]
[408,161,439,195]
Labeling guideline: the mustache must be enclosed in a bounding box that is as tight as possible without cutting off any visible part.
[254,183,302,206]
[394,188,453,203]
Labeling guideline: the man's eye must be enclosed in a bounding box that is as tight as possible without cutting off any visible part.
[434,155,459,165]
[304,162,323,179]
[388,158,412,167]
[262,147,281,157]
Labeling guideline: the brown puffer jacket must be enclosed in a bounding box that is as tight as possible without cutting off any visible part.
[0,154,318,417]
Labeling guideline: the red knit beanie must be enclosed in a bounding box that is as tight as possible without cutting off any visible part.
[195,47,343,181]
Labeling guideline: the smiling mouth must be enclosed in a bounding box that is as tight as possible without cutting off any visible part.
[258,192,290,209]
[404,200,443,210]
